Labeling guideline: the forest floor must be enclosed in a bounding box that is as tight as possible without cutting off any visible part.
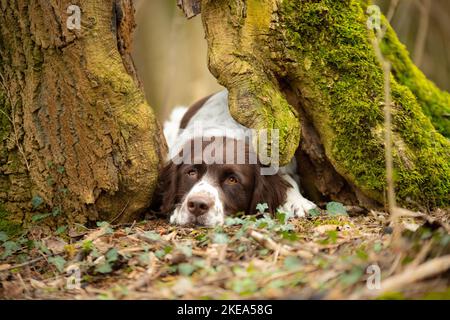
[0,204,449,300]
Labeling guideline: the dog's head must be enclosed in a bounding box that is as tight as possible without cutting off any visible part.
[151,137,288,226]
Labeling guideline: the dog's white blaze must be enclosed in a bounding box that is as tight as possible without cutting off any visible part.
[169,176,225,227]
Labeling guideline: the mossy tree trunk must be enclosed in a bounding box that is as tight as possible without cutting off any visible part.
[200,0,449,210]
[0,0,166,233]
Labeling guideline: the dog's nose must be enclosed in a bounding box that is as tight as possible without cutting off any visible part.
[187,196,212,217]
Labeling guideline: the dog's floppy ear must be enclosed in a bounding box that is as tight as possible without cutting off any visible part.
[150,161,178,215]
[248,170,289,215]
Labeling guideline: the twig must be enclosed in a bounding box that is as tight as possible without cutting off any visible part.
[392,207,450,233]
[129,254,159,291]
[134,232,169,245]
[386,0,399,22]
[0,257,45,272]
[247,230,292,256]
[109,200,130,224]
[408,239,433,269]
[260,268,312,286]
[16,273,31,297]
[386,252,403,277]
[76,224,111,246]
[371,23,401,245]
[272,245,281,265]
[355,255,450,299]
[413,0,431,66]
[393,207,426,218]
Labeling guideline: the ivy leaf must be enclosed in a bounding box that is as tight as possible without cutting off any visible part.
[255,221,268,229]
[32,213,51,222]
[280,223,295,232]
[55,226,67,235]
[164,246,173,254]
[4,241,20,252]
[154,250,166,260]
[194,233,208,243]
[275,212,287,224]
[256,203,269,214]
[373,242,383,252]
[105,248,118,263]
[96,262,112,274]
[167,265,178,274]
[236,245,247,254]
[143,231,161,241]
[155,246,172,260]
[139,253,150,265]
[91,248,101,259]
[178,263,195,276]
[231,278,258,295]
[308,208,321,217]
[340,267,364,286]
[96,221,113,234]
[82,240,94,253]
[326,230,338,244]
[1,241,20,258]
[356,249,368,261]
[225,217,244,226]
[284,256,301,270]
[213,233,229,244]
[52,207,62,217]
[176,245,192,258]
[48,256,66,273]
[35,241,51,255]
[31,195,44,209]
[440,234,450,247]
[326,202,348,216]
[96,221,108,228]
[0,231,8,242]
[281,231,298,241]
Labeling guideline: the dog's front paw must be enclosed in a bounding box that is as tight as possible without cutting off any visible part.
[280,189,317,218]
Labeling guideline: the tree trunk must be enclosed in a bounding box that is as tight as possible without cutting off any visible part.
[201,0,450,210]
[0,0,166,234]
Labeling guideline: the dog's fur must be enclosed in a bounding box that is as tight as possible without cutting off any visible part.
[152,90,316,226]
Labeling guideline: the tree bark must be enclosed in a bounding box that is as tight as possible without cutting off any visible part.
[0,0,166,234]
[201,0,450,210]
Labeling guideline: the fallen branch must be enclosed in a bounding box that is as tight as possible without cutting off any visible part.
[352,255,450,299]
[0,257,45,272]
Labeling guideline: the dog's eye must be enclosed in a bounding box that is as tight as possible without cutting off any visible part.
[186,169,198,177]
[226,176,238,185]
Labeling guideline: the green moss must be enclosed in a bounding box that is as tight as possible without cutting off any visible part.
[225,72,300,166]
[421,287,450,300]
[0,90,11,142]
[381,21,450,139]
[376,291,405,300]
[280,0,450,208]
[0,203,22,236]
[256,80,301,166]
[312,218,353,227]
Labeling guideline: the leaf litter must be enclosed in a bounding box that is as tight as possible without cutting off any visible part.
[0,204,449,300]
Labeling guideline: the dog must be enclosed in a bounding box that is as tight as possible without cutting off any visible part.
[152,90,316,226]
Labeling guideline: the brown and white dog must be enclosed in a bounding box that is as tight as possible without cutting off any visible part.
[152,90,316,226]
